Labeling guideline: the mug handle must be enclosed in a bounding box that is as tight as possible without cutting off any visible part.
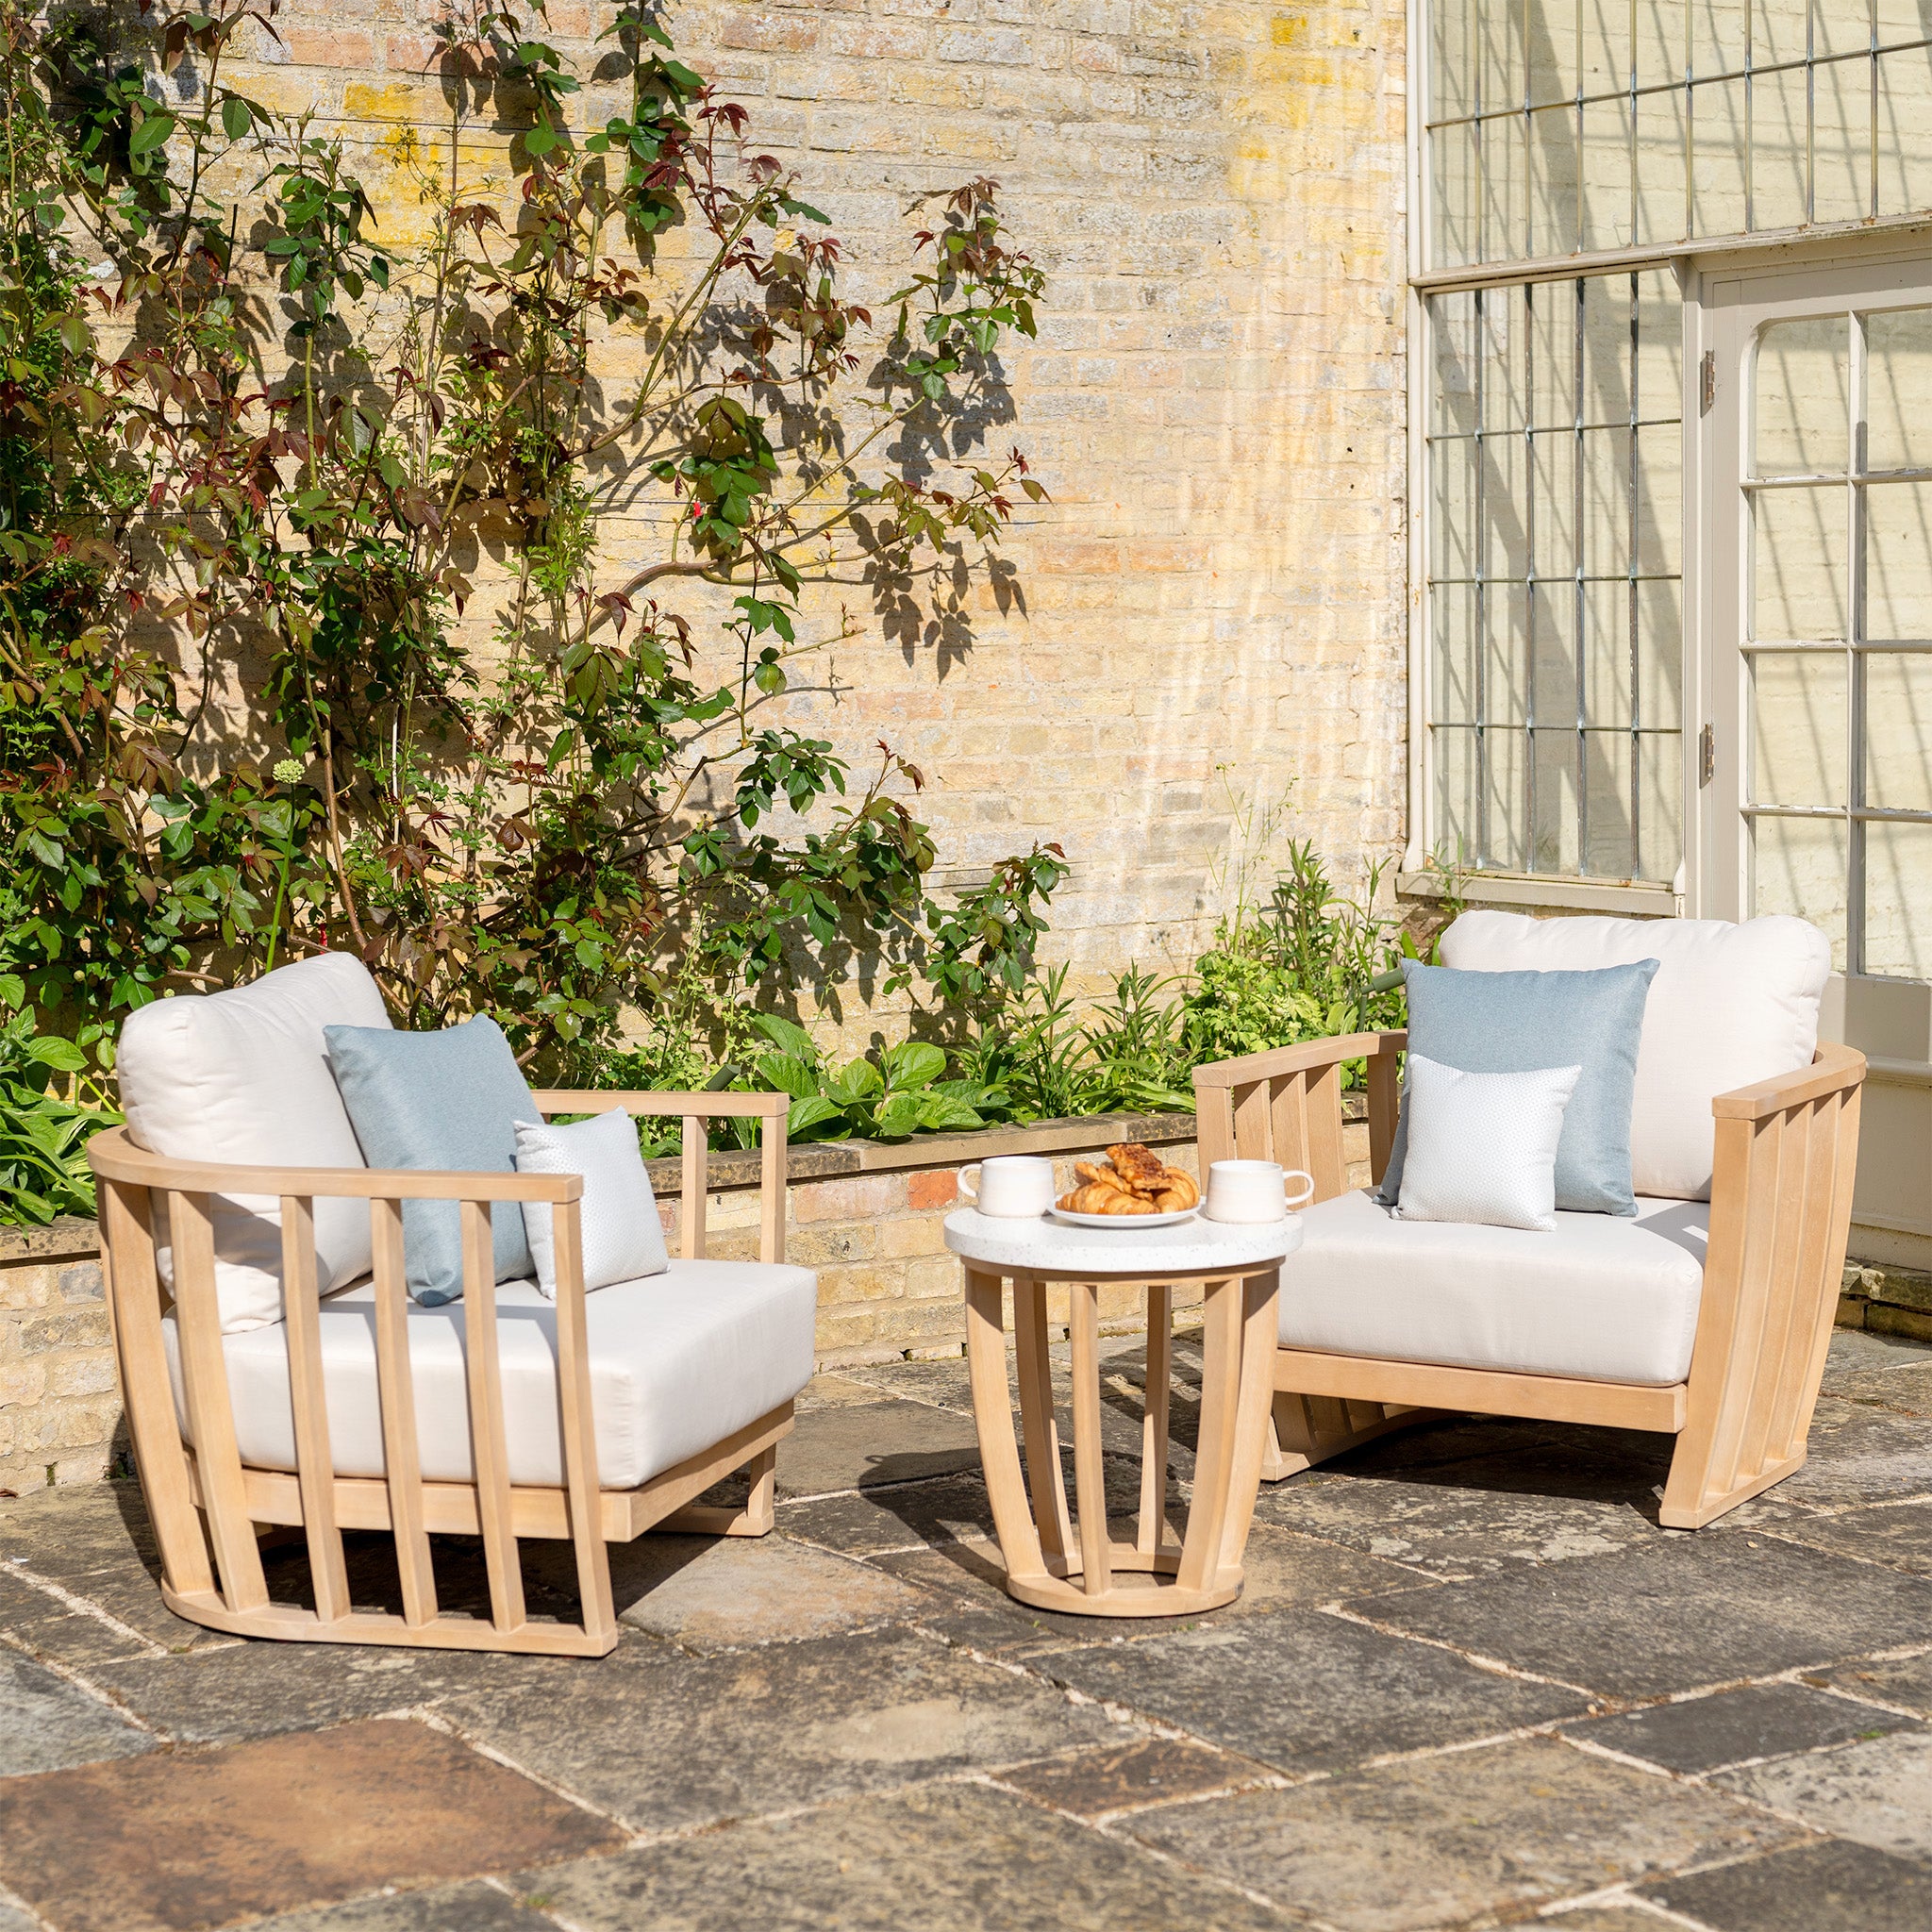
[1283,1170,1316,1211]
[958,1162,981,1204]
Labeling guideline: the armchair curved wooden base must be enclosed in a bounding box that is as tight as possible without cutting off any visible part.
[1196,1032,1866,1532]
[91,1088,797,1658]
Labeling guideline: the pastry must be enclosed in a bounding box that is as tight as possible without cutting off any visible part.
[1106,1142,1168,1191]
[1058,1147,1197,1216]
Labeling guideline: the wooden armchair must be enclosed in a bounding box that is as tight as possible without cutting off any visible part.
[91,1088,801,1658]
[1196,1028,1865,1530]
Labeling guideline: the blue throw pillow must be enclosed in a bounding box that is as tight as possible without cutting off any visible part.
[324,1015,541,1304]
[1377,958,1660,1216]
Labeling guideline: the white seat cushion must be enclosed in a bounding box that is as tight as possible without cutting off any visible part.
[163,1258,817,1490]
[1278,1188,1707,1386]
[117,953,391,1332]
[1439,911,1830,1201]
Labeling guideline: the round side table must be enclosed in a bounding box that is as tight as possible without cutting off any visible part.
[943,1210,1301,1618]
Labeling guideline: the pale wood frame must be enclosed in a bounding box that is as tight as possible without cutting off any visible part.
[90,1090,792,1657]
[962,1262,1280,1617]
[1194,1031,1866,1529]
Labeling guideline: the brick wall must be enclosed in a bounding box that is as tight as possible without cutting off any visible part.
[0,1224,119,1491]
[196,0,1411,1029]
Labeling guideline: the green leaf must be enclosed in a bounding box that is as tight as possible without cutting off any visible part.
[874,1092,922,1140]
[752,1013,817,1062]
[754,1052,821,1102]
[880,1041,945,1091]
[222,96,252,139]
[25,1037,87,1073]
[827,1058,883,1104]
[785,1095,846,1141]
[129,112,175,158]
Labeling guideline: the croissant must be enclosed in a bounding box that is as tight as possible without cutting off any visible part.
[1058,1181,1158,1214]
[1074,1159,1118,1189]
[1107,1142,1168,1190]
[1152,1169,1199,1210]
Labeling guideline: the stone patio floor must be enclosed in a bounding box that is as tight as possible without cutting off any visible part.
[6,1326,1932,1932]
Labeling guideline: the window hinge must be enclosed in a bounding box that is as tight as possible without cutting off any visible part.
[1699,723,1715,787]
[1699,350,1716,415]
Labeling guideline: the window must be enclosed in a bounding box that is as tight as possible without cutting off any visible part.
[1418,0,1932,891]
[1427,271,1683,878]
[1743,302,1932,975]
[1429,0,1932,269]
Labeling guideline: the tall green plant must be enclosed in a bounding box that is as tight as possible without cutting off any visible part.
[0,0,1064,1076]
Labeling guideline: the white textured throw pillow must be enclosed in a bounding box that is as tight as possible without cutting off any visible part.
[1394,1055,1583,1233]
[514,1108,669,1295]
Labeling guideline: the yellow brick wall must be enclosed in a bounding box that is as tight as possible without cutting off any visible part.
[206,0,1409,1028]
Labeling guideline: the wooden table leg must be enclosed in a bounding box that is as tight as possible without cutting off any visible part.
[1012,1275,1074,1574]
[1067,1279,1111,1599]
[1217,1268,1282,1578]
[963,1267,1047,1587]
[1176,1275,1241,1596]
[1138,1284,1173,1557]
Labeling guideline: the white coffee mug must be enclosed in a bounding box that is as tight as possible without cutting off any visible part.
[959,1155,1057,1218]
[1204,1159,1316,1224]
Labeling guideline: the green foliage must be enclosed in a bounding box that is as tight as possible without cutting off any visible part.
[741,1014,1004,1142]
[0,0,1062,1090]
[0,975,117,1224]
[1181,842,1408,1085]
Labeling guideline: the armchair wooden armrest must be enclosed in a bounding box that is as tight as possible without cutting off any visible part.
[529,1088,790,1265]
[1193,1031,1407,1201]
[1661,1041,1867,1527]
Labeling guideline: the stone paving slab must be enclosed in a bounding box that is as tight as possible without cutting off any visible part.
[774,1396,985,1499]
[1124,1733,1805,1932]
[1757,1497,1932,1575]
[1043,1606,1591,1774]
[1562,1679,1922,1774]
[993,1738,1279,1817]
[1639,1838,1932,1931]
[0,1648,153,1776]
[0,1718,620,1932]
[1252,1463,1672,1576]
[873,1521,1435,1659]
[1828,1366,1932,1418]
[0,1564,169,1672]
[1347,1533,1932,1699]
[251,1882,558,1932]
[775,1469,1002,1557]
[77,1635,530,1747]
[610,1530,927,1651]
[515,1780,1295,1932]
[1811,1652,1932,1715]
[1715,1727,1932,1862]
[434,1624,1118,1835]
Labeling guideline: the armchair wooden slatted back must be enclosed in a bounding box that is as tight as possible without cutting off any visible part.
[91,1090,791,1657]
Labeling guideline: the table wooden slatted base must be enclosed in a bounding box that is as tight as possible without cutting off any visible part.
[958,1242,1288,1618]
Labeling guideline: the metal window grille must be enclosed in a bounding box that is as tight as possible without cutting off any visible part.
[1430,0,1932,271]
[1426,269,1685,882]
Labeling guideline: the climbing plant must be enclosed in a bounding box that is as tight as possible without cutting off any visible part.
[0,0,1063,1075]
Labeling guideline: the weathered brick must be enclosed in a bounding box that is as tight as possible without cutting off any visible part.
[906,1170,958,1212]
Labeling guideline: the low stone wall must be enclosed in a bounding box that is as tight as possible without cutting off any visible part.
[1837,1260,1932,1343]
[0,1220,116,1491]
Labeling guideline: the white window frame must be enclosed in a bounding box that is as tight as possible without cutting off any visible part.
[1402,0,1932,916]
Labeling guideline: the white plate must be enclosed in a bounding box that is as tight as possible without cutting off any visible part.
[1048,1205,1200,1230]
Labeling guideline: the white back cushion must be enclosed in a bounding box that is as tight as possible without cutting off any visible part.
[118,953,391,1331]
[1438,912,1830,1201]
